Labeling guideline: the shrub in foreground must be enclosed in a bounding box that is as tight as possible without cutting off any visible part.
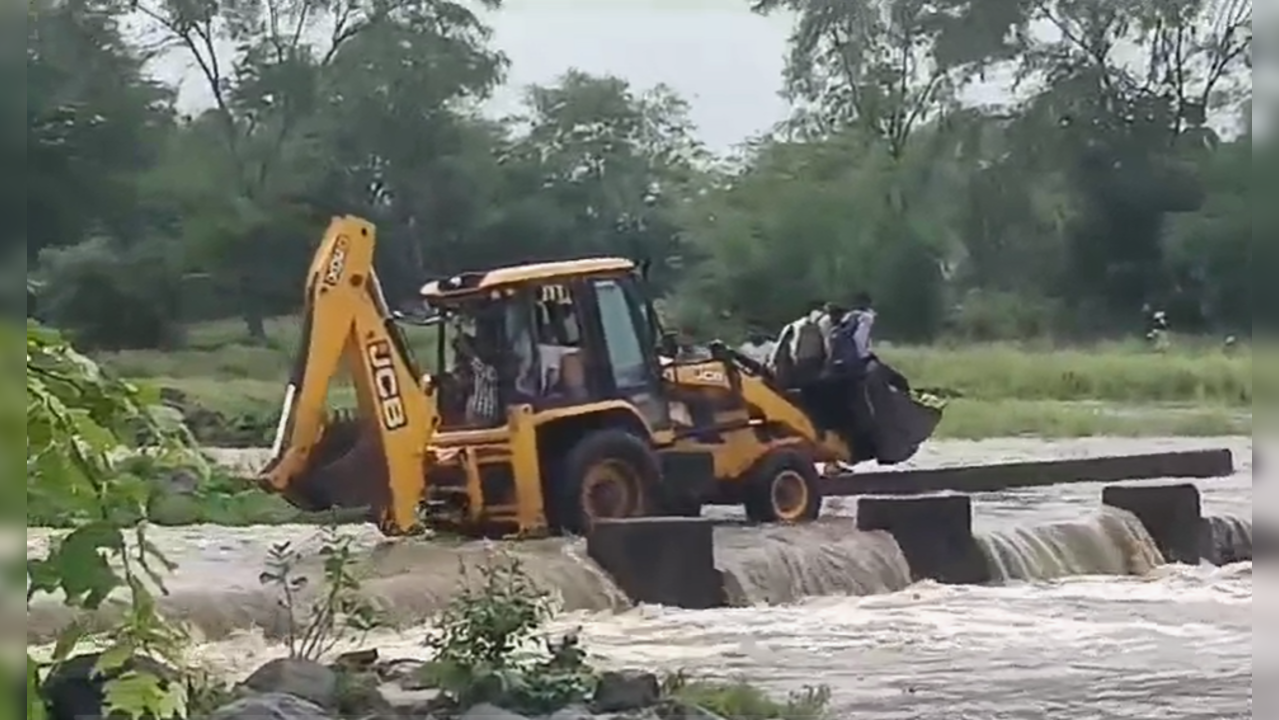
[413,552,834,718]
[662,671,833,720]
[26,322,205,720]
[415,555,599,715]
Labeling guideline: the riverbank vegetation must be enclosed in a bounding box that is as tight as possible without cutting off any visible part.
[21,0,1262,351]
[25,322,204,720]
[91,316,1254,446]
[25,321,826,719]
[19,0,1261,446]
[183,545,834,718]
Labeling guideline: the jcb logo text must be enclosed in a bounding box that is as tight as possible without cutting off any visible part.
[323,237,350,287]
[695,368,726,384]
[366,340,407,430]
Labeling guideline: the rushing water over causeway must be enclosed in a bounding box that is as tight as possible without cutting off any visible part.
[27,437,1255,718]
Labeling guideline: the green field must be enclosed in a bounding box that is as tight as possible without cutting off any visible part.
[30,318,1252,527]
[97,317,1257,444]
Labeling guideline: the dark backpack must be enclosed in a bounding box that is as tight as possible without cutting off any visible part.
[794,319,826,365]
[830,313,862,366]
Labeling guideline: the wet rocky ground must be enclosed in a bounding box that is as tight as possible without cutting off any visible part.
[45,652,752,720]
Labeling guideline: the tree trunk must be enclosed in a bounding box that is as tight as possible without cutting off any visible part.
[237,273,268,343]
[243,307,267,343]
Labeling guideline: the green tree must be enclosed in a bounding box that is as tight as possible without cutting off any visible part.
[0,3,23,259]
[739,0,1021,337]
[313,8,508,296]
[37,236,187,350]
[16,0,1257,347]
[675,128,954,338]
[25,321,205,718]
[25,0,173,260]
[498,71,705,289]
[1164,136,1249,331]
[1006,0,1252,327]
[133,0,506,337]
[676,132,888,332]
[752,0,1023,155]
[24,0,187,346]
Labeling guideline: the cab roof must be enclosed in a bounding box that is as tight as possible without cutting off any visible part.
[419,257,635,299]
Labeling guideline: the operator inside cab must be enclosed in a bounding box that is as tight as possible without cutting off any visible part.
[435,283,593,429]
[533,299,587,400]
[445,310,502,428]
[512,285,588,401]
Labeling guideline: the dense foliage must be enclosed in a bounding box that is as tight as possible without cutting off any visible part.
[25,321,206,718]
[416,553,833,718]
[18,0,1259,349]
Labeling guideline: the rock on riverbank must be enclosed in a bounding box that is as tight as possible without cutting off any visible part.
[42,653,740,720]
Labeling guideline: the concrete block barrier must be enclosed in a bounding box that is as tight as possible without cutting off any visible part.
[1102,484,1203,565]
[1200,515,1254,565]
[587,517,723,609]
[855,494,991,585]
[1255,523,1273,559]
[823,449,1234,497]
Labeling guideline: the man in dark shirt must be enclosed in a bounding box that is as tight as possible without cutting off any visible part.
[829,293,874,372]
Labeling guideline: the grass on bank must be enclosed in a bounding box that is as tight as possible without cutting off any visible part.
[884,341,1253,406]
[95,315,1260,444]
[102,316,1258,405]
[142,375,1253,443]
[25,401,1250,530]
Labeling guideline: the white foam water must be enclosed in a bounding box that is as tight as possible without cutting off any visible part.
[979,507,1166,581]
[172,562,1251,719]
[27,437,1254,718]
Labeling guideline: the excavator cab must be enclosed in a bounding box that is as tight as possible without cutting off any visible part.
[260,216,943,539]
[420,263,677,430]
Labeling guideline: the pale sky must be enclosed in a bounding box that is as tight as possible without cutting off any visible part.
[145,0,1254,153]
[480,0,796,151]
[1255,0,1275,139]
[146,0,1003,153]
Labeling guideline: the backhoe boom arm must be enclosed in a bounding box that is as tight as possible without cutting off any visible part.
[259,216,436,534]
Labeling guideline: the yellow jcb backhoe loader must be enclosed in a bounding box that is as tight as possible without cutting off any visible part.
[259,216,942,537]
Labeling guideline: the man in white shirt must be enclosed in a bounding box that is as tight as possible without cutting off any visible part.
[818,302,837,340]
[845,292,876,365]
[738,330,775,366]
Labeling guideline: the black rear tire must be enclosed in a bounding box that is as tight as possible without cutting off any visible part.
[554,429,661,535]
[742,449,822,524]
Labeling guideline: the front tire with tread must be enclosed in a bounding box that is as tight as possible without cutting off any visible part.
[554,429,661,535]
[742,449,822,524]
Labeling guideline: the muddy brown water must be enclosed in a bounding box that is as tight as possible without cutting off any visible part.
[27,437,1256,719]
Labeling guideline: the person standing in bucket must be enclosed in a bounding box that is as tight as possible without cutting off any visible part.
[834,293,911,388]
[768,301,827,386]
[739,329,775,366]
[789,301,830,385]
[851,293,877,359]
[830,293,882,456]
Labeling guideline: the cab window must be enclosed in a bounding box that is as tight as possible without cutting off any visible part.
[532,285,587,400]
[592,278,649,390]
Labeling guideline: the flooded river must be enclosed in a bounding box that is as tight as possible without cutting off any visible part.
[28,437,1256,718]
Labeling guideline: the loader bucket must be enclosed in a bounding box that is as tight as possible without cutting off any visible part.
[281,414,391,515]
[870,381,945,465]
